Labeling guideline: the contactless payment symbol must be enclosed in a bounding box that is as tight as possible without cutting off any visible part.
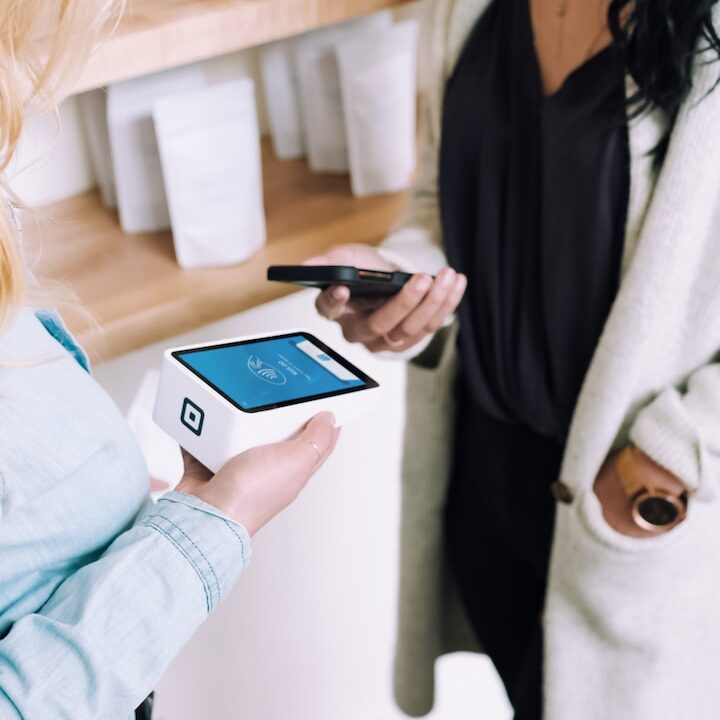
[181,398,205,436]
[247,355,287,386]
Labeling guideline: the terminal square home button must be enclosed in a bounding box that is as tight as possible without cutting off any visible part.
[181,398,205,436]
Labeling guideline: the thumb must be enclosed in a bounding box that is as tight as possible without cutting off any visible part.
[295,412,339,465]
[302,254,330,266]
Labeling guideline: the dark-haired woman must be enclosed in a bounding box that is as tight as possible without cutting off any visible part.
[306,0,720,717]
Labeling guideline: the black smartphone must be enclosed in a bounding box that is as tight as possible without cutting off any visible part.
[267,265,414,298]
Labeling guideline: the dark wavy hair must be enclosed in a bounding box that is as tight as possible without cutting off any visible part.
[608,0,720,164]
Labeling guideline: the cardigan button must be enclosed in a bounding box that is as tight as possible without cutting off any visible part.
[550,480,574,504]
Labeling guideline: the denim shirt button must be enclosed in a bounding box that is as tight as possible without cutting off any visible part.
[550,480,574,504]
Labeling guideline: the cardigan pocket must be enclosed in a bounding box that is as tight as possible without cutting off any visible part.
[544,486,720,720]
[576,486,695,555]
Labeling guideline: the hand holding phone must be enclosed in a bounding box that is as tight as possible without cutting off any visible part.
[302,244,468,354]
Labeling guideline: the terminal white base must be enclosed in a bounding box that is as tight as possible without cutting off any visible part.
[153,329,380,472]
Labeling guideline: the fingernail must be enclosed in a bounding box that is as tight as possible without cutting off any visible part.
[332,286,346,300]
[317,411,337,427]
[415,276,432,293]
[439,269,456,287]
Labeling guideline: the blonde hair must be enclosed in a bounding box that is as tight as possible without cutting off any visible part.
[0,1,124,331]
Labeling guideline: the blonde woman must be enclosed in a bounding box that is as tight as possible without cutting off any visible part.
[0,4,338,719]
[309,0,720,717]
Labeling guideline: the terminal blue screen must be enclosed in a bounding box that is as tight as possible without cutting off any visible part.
[175,334,368,412]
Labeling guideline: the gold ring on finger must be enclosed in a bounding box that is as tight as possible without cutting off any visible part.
[300,438,323,463]
[382,332,404,348]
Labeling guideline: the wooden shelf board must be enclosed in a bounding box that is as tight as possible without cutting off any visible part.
[73,0,415,94]
[24,142,409,362]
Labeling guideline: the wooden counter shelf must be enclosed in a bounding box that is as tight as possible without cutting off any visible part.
[74,0,415,94]
[24,141,409,363]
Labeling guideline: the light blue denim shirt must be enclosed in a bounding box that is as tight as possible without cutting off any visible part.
[0,308,251,719]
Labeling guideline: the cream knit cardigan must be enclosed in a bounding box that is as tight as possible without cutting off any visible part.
[382,1,720,718]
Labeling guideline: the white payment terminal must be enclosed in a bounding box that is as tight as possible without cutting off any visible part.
[153,330,380,472]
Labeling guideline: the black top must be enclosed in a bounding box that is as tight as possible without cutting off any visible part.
[439,0,630,442]
[441,3,631,705]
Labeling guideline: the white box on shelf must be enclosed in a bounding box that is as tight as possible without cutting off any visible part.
[107,64,206,234]
[153,78,266,269]
[77,89,117,208]
[293,11,393,174]
[260,39,305,160]
[338,20,419,198]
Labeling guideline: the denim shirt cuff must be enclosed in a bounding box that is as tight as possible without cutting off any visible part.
[138,492,251,614]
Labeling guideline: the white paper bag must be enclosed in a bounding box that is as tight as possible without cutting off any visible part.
[260,39,305,160]
[108,65,206,234]
[337,20,419,197]
[77,89,117,208]
[153,78,266,269]
[293,11,393,173]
